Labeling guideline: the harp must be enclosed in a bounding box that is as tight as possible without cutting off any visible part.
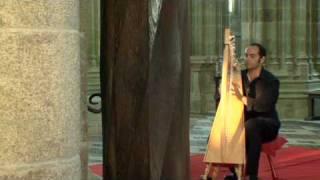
[201,28,246,179]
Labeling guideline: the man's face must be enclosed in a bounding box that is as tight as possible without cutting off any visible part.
[245,46,264,70]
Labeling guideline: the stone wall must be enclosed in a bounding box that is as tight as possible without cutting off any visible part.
[190,0,320,119]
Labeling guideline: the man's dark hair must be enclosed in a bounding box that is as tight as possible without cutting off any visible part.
[250,43,267,58]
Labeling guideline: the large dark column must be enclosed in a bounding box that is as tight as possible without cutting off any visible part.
[100,0,190,179]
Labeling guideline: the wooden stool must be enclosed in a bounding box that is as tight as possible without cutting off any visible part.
[262,136,288,180]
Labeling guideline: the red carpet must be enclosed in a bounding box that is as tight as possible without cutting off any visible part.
[90,163,103,177]
[90,147,320,180]
[192,146,320,180]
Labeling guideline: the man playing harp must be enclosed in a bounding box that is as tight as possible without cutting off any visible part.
[202,30,281,180]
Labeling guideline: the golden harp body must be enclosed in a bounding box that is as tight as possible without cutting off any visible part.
[204,28,246,165]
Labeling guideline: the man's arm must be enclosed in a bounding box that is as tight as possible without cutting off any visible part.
[233,79,280,112]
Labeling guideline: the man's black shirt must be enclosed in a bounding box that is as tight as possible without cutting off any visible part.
[241,68,280,128]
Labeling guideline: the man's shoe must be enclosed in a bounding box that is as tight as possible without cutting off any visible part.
[224,174,238,180]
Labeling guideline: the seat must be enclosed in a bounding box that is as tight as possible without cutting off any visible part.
[261,136,288,180]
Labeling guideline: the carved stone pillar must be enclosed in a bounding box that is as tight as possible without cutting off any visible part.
[294,0,309,79]
[239,0,320,119]
[240,0,253,53]
[281,0,293,65]
[0,1,82,179]
[310,0,320,79]
[190,0,227,113]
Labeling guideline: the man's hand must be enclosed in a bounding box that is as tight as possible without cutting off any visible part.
[232,82,248,105]
[232,82,242,99]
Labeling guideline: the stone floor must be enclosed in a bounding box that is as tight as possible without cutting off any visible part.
[87,113,320,179]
